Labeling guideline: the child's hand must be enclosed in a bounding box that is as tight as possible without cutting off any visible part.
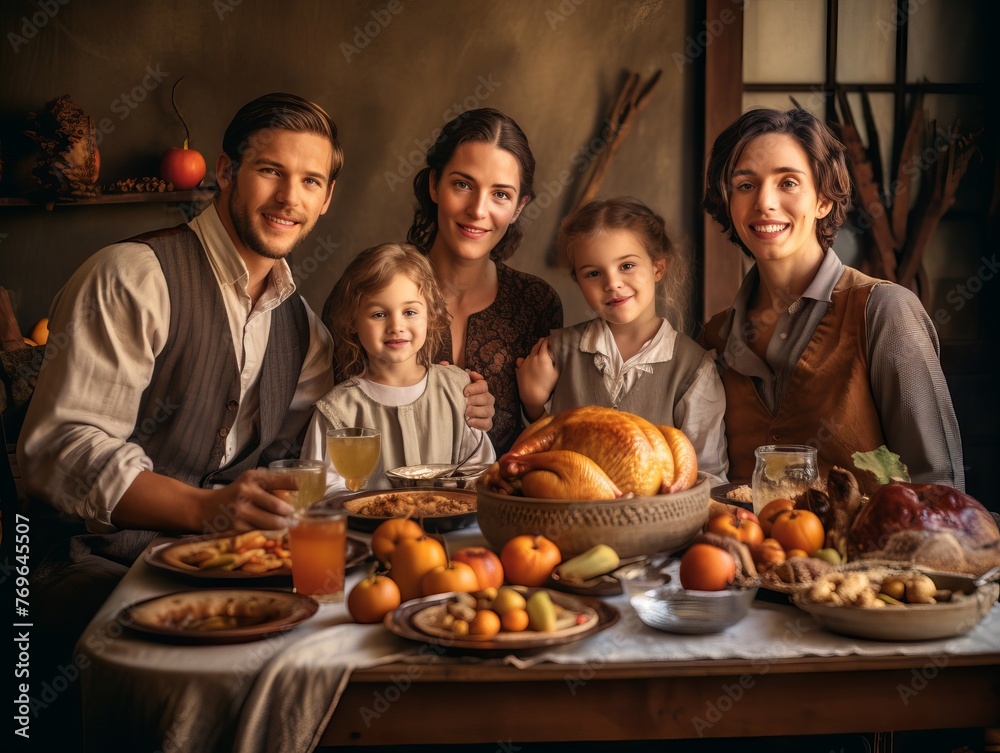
[516,337,559,422]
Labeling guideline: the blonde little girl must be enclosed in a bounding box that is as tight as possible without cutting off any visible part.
[302,243,494,493]
[516,197,728,482]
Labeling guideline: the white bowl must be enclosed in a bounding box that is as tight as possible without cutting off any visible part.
[385,463,489,490]
[630,582,758,634]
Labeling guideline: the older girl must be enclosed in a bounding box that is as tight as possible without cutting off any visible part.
[304,243,494,492]
[517,197,728,482]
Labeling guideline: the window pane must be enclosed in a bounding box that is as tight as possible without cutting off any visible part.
[744,0,826,83]
[742,91,825,115]
[836,0,897,83]
[907,0,986,82]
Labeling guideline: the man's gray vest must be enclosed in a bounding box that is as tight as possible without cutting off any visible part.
[128,225,309,487]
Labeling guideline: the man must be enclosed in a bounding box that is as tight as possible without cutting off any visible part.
[20,93,493,542]
[17,93,492,750]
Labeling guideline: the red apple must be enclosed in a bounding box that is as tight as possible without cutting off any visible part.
[161,144,206,190]
[451,547,504,590]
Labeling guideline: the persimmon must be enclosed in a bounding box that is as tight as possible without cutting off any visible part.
[347,572,401,624]
[678,543,736,591]
[421,561,480,597]
[500,535,561,587]
[705,513,764,546]
[371,518,424,564]
[758,498,796,537]
[389,535,446,602]
[771,509,825,555]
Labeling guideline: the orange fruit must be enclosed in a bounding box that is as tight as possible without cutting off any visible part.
[500,608,530,632]
[469,609,502,639]
[30,317,49,346]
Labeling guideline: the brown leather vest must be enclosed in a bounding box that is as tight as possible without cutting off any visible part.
[701,267,886,496]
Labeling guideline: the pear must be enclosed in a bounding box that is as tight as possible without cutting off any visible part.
[554,544,621,583]
[526,590,557,632]
[491,586,527,615]
[812,548,842,565]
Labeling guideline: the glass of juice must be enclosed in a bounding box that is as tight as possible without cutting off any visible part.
[326,427,381,491]
[268,459,328,515]
[288,507,348,603]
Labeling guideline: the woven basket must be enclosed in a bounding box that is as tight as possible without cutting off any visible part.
[476,474,710,559]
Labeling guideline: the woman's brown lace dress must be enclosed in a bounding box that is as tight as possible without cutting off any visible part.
[433,263,562,455]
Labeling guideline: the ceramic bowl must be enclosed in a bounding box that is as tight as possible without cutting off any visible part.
[630,580,758,634]
[476,474,710,559]
[385,463,490,490]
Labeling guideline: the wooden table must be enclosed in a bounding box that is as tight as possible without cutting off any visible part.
[322,652,1000,746]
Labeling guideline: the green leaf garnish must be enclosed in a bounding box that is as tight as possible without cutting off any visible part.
[851,445,910,486]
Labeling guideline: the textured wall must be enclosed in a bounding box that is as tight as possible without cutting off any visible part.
[0,0,698,333]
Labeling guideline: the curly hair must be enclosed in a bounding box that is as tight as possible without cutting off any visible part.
[222,92,344,180]
[407,108,535,262]
[327,243,451,382]
[702,107,851,257]
[556,196,691,332]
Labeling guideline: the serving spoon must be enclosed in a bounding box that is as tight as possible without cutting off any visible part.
[429,433,486,479]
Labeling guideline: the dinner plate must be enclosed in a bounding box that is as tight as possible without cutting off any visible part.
[791,572,999,641]
[384,588,619,655]
[146,530,371,581]
[120,588,319,644]
[330,488,478,533]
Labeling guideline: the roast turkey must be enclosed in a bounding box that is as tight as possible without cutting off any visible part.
[481,406,698,500]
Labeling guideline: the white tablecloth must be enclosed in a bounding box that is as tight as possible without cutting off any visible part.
[76,524,1000,753]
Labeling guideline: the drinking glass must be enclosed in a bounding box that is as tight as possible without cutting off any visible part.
[288,507,348,603]
[326,427,381,491]
[268,459,327,515]
[751,444,819,515]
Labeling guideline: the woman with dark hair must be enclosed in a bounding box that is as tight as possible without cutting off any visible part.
[402,108,563,454]
[699,107,963,494]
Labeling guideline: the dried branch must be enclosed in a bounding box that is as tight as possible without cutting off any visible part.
[897,123,983,289]
[837,91,898,280]
[890,93,925,244]
[572,69,661,212]
[859,89,884,196]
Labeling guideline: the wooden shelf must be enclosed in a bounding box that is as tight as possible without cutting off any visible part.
[0,188,216,209]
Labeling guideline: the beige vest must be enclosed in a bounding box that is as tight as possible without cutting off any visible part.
[315,365,471,488]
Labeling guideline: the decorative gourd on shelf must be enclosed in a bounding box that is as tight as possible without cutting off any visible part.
[160,77,206,191]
